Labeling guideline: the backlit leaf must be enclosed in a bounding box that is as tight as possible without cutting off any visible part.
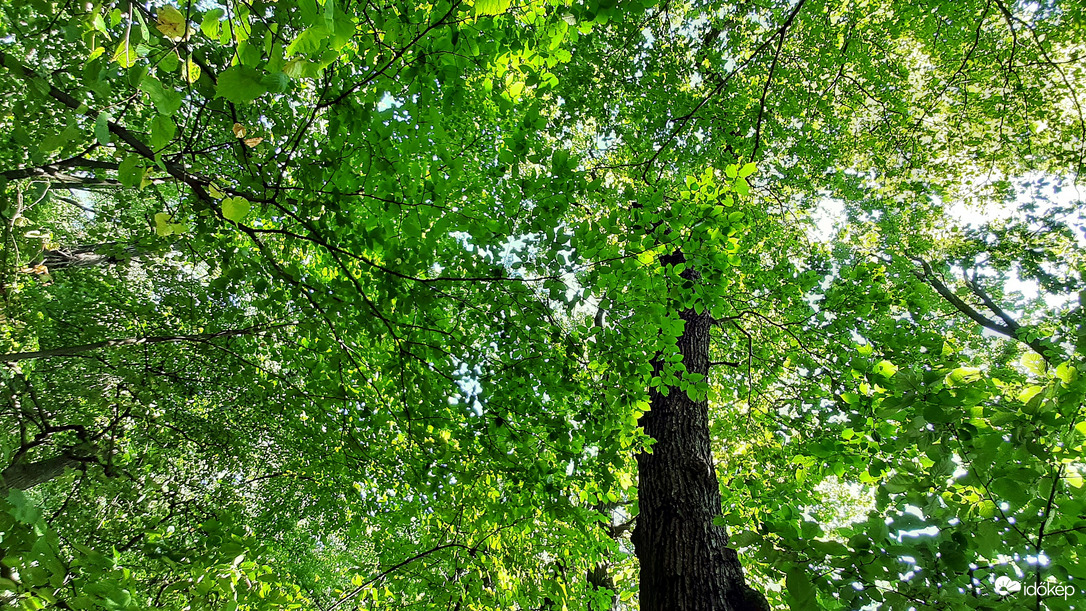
[222,196,251,222]
[215,66,267,104]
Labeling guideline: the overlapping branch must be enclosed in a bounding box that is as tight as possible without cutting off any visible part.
[911,256,1059,362]
[1,323,296,363]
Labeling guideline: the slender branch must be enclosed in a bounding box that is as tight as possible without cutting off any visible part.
[750,5,798,161]
[316,0,463,111]
[642,0,807,177]
[0,51,214,201]
[1,323,295,363]
[911,257,1057,362]
[913,257,1009,335]
[1,158,119,181]
[963,272,1021,334]
[326,543,472,611]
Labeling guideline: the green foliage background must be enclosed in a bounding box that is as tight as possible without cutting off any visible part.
[0,0,1084,609]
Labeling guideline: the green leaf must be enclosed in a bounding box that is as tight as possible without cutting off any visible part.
[159,51,179,72]
[786,566,816,611]
[475,0,512,16]
[948,366,983,385]
[150,114,177,149]
[201,9,224,38]
[6,490,41,524]
[222,196,251,222]
[977,499,996,518]
[1017,385,1043,404]
[286,25,331,57]
[737,162,757,178]
[139,76,182,116]
[153,212,187,236]
[117,155,144,188]
[112,38,137,68]
[1021,352,1046,376]
[94,112,112,145]
[215,66,267,104]
[734,176,750,196]
[261,71,291,94]
[874,360,898,377]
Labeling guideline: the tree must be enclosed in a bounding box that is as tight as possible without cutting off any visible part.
[1,0,1084,610]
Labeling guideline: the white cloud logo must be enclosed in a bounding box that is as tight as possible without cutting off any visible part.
[994,576,1021,595]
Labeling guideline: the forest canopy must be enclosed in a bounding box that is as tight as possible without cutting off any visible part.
[1,0,1085,609]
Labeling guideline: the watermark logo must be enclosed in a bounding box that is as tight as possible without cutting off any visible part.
[994,576,1076,600]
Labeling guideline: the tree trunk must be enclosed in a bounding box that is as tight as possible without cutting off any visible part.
[0,454,81,492]
[631,255,762,611]
[587,563,619,610]
[35,243,143,271]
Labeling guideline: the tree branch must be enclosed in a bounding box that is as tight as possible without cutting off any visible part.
[912,257,1058,362]
[1,158,118,181]
[641,0,808,178]
[1,323,296,363]
[0,51,213,201]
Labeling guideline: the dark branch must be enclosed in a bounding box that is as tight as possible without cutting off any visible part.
[912,257,1058,363]
[1,323,296,363]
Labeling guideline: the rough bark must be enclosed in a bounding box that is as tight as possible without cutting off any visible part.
[0,454,82,492]
[35,243,143,271]
[631,253,762,611]
[587,563,619,610]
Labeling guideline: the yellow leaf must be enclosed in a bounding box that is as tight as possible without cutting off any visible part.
[475,0,512,16]
[1021,352,1046,376]
[222,196,251,222]
[154,212,172,236]
[243,137,264,148]
[112,39,137,68]
[617,472,633,490]
[156,5,191,41]
[182,59,201,84]
[232,123,247,138]
[1067,471,1084,489]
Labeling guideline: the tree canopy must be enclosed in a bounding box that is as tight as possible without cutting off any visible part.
[1,0,1084,609]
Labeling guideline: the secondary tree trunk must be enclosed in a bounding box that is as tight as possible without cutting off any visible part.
[0,454,82,492]
[34,243,143,271]
[631,256,758,611]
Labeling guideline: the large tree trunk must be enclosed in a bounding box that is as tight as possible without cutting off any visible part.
[0,454,82,492]
[631,256,763,611]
